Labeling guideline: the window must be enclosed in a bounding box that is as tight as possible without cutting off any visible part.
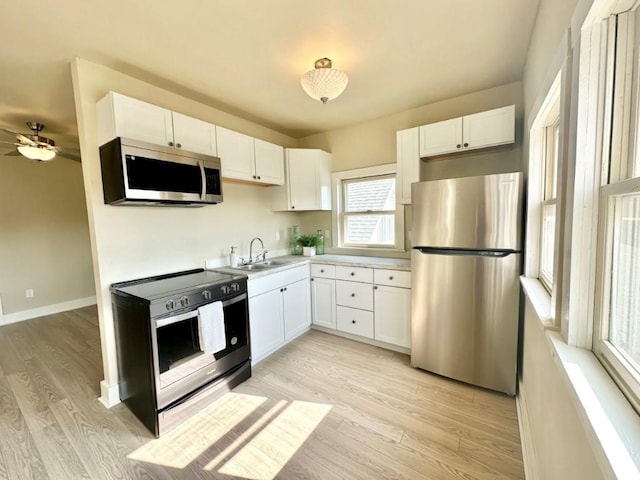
[332,164,404,251]
[540,119,560,290]
[342,174,396,247]
[525,72,561,298]
[593,7,640,411]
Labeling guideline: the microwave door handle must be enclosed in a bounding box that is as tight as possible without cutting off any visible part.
[199,161,206,200]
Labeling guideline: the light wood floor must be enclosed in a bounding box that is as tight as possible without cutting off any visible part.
[0,306,524,479]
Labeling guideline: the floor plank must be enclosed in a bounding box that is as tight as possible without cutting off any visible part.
[0,307,524,479]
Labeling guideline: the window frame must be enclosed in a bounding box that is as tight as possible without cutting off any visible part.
[591,6,640,412]
[331,164,405,253]
[525,72,562,305]
[341,173,397,248]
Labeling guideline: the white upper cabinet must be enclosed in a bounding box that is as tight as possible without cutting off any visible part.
[171,112,217,157]
[216,127,285,185]
[396,127,420,205]
[96,92,217,156]
[418,105,515,158]
[254,138,285,185]
[216,127,255,181]
[270,148,332,211]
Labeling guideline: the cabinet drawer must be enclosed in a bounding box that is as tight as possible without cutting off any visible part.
[311,264,335,279]
[336,306,374,339]
[335,280,373,311]
[374,269,411,288]
[335,265,373,283]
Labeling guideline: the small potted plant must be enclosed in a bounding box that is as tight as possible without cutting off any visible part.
[296,233,319,256]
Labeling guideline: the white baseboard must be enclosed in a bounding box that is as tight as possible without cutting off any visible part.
[516,380,538,480]
[99,380,121,408]
[1,296,97,326]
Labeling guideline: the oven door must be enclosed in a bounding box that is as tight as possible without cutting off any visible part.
[152,293,250,408]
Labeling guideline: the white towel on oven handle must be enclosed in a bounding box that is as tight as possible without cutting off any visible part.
[198,301,226,354]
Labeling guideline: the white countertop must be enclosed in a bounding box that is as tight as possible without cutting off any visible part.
[209,253,410,279]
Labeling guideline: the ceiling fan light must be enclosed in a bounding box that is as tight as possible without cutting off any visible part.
[301,58,349,104]
[17,145,56,161]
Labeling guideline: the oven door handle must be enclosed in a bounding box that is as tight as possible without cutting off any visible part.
[155,293,247,329]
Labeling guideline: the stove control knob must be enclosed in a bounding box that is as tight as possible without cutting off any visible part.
[231,283,239,292]
[221,285,230,295]
[180,296,189,307]
[202,290,212,300]
[165,299,176,311]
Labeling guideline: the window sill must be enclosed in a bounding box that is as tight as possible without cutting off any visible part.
[325,246,410,259]
[520,276,557,330]
[548,333,640,479]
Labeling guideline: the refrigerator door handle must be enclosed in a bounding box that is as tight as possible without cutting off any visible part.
[413,247,519,258]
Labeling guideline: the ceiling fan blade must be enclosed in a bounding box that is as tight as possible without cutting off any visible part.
[16,134,37,146]
[58,150,81,162]
[0,139,18,146]
[3,150,21,157]
[0,127,19,135]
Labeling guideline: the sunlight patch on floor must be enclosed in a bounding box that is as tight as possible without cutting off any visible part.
[127,392,266,469]
[217,400,332,480]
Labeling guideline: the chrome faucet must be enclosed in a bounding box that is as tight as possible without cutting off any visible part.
[248,237,266,264]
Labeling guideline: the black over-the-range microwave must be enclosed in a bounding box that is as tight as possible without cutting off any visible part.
[99,137,223,207]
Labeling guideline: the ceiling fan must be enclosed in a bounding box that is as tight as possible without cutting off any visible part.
[0,122,81,162]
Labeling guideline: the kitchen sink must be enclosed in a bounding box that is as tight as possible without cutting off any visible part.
[232,259,294,271]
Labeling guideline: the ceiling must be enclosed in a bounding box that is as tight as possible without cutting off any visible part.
[0,0,540,151]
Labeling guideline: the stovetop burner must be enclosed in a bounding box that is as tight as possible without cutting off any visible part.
[111,268,248,317]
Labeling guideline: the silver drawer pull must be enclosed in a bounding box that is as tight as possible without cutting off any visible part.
[321,269,324,273]
[350,272,355,276]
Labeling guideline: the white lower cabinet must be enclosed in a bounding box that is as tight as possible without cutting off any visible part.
[248,265,311,365]
[311,277,336,329]
[249,289,284,363]
[336,306,374,338]
[283,279,311,340]
[310,262,411,351]
[373,285,411,348]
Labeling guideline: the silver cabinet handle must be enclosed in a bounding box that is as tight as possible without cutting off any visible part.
[168,141,174,147]
[351,320,356,324]
[176,143,182,148]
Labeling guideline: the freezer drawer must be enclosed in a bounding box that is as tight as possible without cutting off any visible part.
[410,249,520,395]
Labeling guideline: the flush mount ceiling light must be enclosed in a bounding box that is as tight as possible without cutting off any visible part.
[301,58,349,104]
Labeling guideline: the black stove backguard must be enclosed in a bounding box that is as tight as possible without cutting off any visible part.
[111,269,251,437]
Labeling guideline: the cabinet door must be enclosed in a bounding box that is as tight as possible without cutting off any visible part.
[311,277,336,329]
[248,289,284,364]
[283,279,311,340]
[111,93,174,147]
[419,117,462,157]
[254,139,285,185]
[171,112,217,156]
[216,126,255,182]
[396,127,420,204]
[287,149,321,210]
[463,105,515,151]
[374,285,411,348]
[317,150,333,210]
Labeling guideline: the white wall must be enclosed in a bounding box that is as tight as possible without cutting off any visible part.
[0,153,94,319]
[516,0,623,478]
[71,58,302,405]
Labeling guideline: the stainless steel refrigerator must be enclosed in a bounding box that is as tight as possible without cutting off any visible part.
[410,172,523,395]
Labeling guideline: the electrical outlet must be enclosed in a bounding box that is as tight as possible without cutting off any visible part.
[25,289,34,298]
[275,230,280,241]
